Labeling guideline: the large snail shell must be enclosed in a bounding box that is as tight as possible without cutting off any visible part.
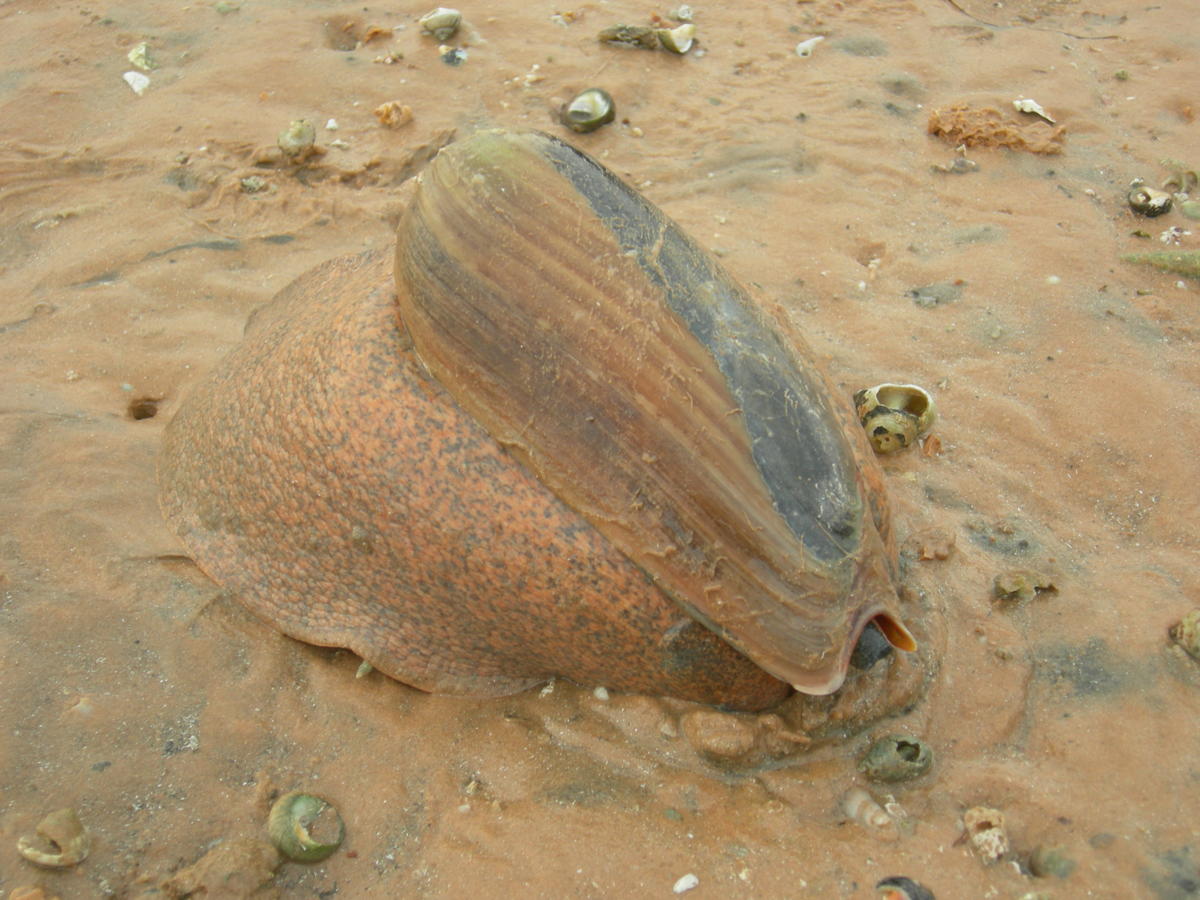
[158,129,913,710]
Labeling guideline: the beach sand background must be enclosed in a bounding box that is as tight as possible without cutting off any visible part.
[1,0,1198,896]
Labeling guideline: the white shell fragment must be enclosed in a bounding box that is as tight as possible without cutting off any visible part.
[672,873,700,894]
[1013,97,1056,124]
[963,806,1010,864]
[795,36,825,57]
[123,71,150,95]
[17,808,92,868]
[658,23,696,54]
[842,787,893,831]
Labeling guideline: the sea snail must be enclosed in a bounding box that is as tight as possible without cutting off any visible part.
[159,129,916,711]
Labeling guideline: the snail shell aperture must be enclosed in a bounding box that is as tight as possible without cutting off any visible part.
[854,383,936,454]
[159,129,916,710]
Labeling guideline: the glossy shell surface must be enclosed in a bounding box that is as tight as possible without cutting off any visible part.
[396,130,911,693]
[159,129,911,709]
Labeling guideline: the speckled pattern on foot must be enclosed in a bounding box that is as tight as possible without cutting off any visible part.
[158,248,790,710]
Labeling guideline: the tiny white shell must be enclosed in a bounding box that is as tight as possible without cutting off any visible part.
[795,36,825,57]
[842,787,893,830]
[123,71,150,96]
[658,24,696,54]
[1013,97,1055,124]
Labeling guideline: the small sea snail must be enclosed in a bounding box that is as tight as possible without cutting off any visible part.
[418,7,461,42]
[561,88,615,133]
[1127,185,1172,217]
[277,119,316,162]
[159,130,919,711]
[877,876,936,900]
[854,383,936,454]
[657,24,696,54]
[268,792,344,863]
[16,808,91,868]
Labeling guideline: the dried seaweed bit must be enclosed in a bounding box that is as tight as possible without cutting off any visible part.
[374,101,414,129]
[598,24,659,49]
[1121,250,1200,280]
[927,104,1066,154]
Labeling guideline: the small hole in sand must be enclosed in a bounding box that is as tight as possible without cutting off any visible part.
[127,397,161,420]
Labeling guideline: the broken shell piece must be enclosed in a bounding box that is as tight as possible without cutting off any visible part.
[277,119,316,160]
[268,791,344,862]
[17,808,92,868]
[419,7,461,41]
[657,24,695,54]
[853,383,936,454]
[842,787,896,838]
[931,157,978,175]
[122,71,150,96]
[670,5,694,22]
[1128,186,1173,217]
[877,876,936,900]
[374,101,414,129]
[1162,168,1199,194]
[859,735,933,783]
[1013,98,1055,124]
[1169,610,1200,660]
[127,41,156,71]
[795,36,825,57]
[561,88,615,134]
[962,806,1009,864]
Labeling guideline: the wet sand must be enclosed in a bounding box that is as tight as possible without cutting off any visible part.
[1,0,1198,897]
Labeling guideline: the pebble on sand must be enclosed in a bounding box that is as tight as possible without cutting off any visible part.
[672,873,700,894]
